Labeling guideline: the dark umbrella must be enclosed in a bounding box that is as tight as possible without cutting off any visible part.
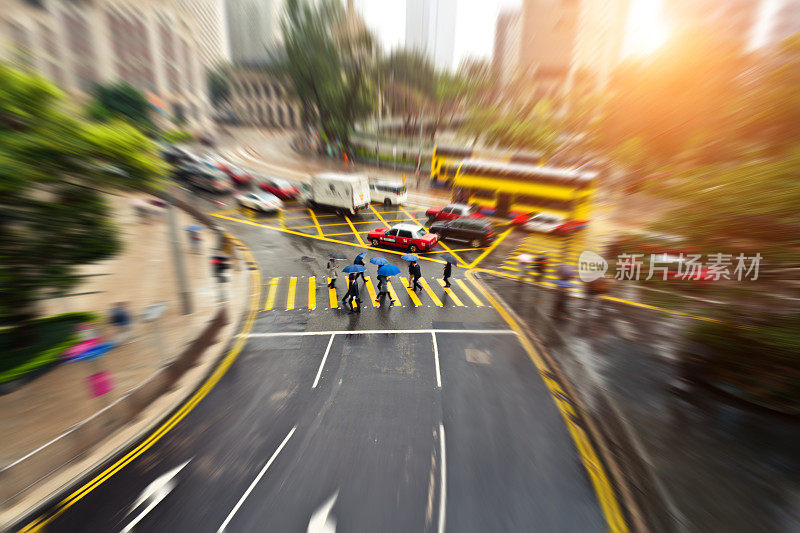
[328,252,347,260]
[377,264,401,277]
[439,253,459,264]
[557,264,577,280]
[185,224,203,232]
[355,252,367,262]
[148,199,167,208]
[342,264,367,273]
[401,254,419,261]
[369,257,389,266]
[554,279,574,289]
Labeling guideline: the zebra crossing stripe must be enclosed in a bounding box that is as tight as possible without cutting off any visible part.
[455,279,484,307]
[399,277,423,306]
[286,277,297,310]
[364,276,379,306]
[419,278,443,307]
[386,280,402,306]
[437,279,464,306]
[265,277,279,310]
[308,276,316,310]
[328,278,338,308]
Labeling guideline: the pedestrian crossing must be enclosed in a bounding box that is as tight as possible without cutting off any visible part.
[259,275,485,311]
[499,231,587,284]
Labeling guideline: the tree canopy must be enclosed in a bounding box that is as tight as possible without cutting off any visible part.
[0,64,163,325]
[87,80,155,135]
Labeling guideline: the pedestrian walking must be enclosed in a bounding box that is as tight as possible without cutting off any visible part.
[109,302,132,342]
[442,261,452,287]
[342,274,352,305]
[411,261,422,291]
[374,274,395,304]
[407,260,415,287]
[345,274,362,313]
[353,253,366,284]
[552,286,569,319]
[533,254,547,282]
[327,258,338,288]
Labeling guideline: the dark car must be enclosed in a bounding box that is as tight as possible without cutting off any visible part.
[429,218,495,248]
[174,163,232,193]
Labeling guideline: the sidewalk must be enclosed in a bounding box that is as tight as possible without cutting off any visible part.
[481,274,800,532]
[0,192,247,522]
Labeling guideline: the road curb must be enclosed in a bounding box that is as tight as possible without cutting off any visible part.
[0,232,253,531]
[474,271,679,533]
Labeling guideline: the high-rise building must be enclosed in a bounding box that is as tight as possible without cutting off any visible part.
[493,9,521,86]
[751,0,800,49]
[571,0,630,89]
[226,0,284,65]
[664,0,760,51]
[0,0,210,128]
[518,0,580,95]
[405,0,457,71]
[176,0,230,67]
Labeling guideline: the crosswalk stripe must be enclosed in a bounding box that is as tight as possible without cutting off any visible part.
[328,278,338,308]
[364,276,379,306]
[386,280,402,306]
[399,277,423,306]
[436,279,464,306]
[286,277,297,309]
[308,276,316,310]
[420,278,443,306]
[265,277,279,310]
[456,279,484,307]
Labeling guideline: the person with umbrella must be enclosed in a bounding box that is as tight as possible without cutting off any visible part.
[401,254,420,290]
[439,253,458,288]
[353,252,367,284]
[340,264,366,308]
[533,254,548,282]
[374,263,399,304]
[327,253,345,289]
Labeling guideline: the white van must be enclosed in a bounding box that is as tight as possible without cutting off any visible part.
[369,180,407,206]
[305,173,370,215]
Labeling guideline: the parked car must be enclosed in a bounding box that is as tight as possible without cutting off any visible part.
[368,223,439,252]
[258,176,300,200]
[369,180,407,206]
[521,214,586,236]
[234,192,283,213]
[222,164,253,187]
[425,203,483,222]
[181,165,233,194]
[429,218,495,247]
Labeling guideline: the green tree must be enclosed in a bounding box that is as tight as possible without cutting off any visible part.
[379,49,437,135]
[0,64,163,327]
[207,64,232,108]
[271,0,376,146]
[88,80,155,134]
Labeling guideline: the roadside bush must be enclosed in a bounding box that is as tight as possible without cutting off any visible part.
[162,129,195,144]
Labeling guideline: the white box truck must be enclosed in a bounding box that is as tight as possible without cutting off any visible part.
[302,173,370,215]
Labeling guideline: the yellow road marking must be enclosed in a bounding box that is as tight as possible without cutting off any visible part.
[286,277,297,309]
[308,276,316,309]
[436,279,464,306]
[20,236,262,533]
[265,277,279,310]
[455,279,484,306]
[468,227,513,268]
[419,278,443,306]
[308,208,324,236]
[364,276,379,306]
[464,271,628,533]
[399,277,422,306]
[328,278,338,308]
[386,280,401,306]
[344,215,365,245]
[369,203,390,226]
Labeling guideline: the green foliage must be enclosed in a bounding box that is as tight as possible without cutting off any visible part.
[461,99,562,155]
[0,64,163,325]
[271,0,376,145]
[88,81,155,135]
[207,65,232,107]
[162,129,195,144]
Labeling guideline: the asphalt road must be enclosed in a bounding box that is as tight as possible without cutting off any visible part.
[18,194,609,532]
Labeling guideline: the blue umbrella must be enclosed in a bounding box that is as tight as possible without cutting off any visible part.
[401,254,419,261]
[342,264,367,273]
[553,279,574,289]
[377,264,401,277]
[369,257,389,266]
[355,252,367,262]
[185,224,203,232]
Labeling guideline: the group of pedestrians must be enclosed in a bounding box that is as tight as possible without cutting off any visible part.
[326,252,455,314]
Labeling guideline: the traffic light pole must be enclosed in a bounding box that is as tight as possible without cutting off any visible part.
[167,195,193,315]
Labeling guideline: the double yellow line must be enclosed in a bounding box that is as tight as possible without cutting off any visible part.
[20,237,262,532]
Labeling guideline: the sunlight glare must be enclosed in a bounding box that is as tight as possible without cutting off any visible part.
[624,0,669,56]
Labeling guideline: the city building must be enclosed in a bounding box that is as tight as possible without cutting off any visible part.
[225,67,301,129]
[405,0,457,71]
[518,0,580,96]
[571,0,630,89]
[226,0,283,65]
[492,9,521,87]
[664,0,760,51]
[0,0,210,129]
[176,0,230,67]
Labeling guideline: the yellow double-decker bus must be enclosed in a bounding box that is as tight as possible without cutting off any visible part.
[430,145,544,185]
[451,158,598,221]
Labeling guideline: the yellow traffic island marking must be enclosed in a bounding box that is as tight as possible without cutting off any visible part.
[436,279,464,306]
[399,277,423,306]
[369,203,390,226]
[468,227,514,269]
[344,215,366,246]
[308,208,324,236]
